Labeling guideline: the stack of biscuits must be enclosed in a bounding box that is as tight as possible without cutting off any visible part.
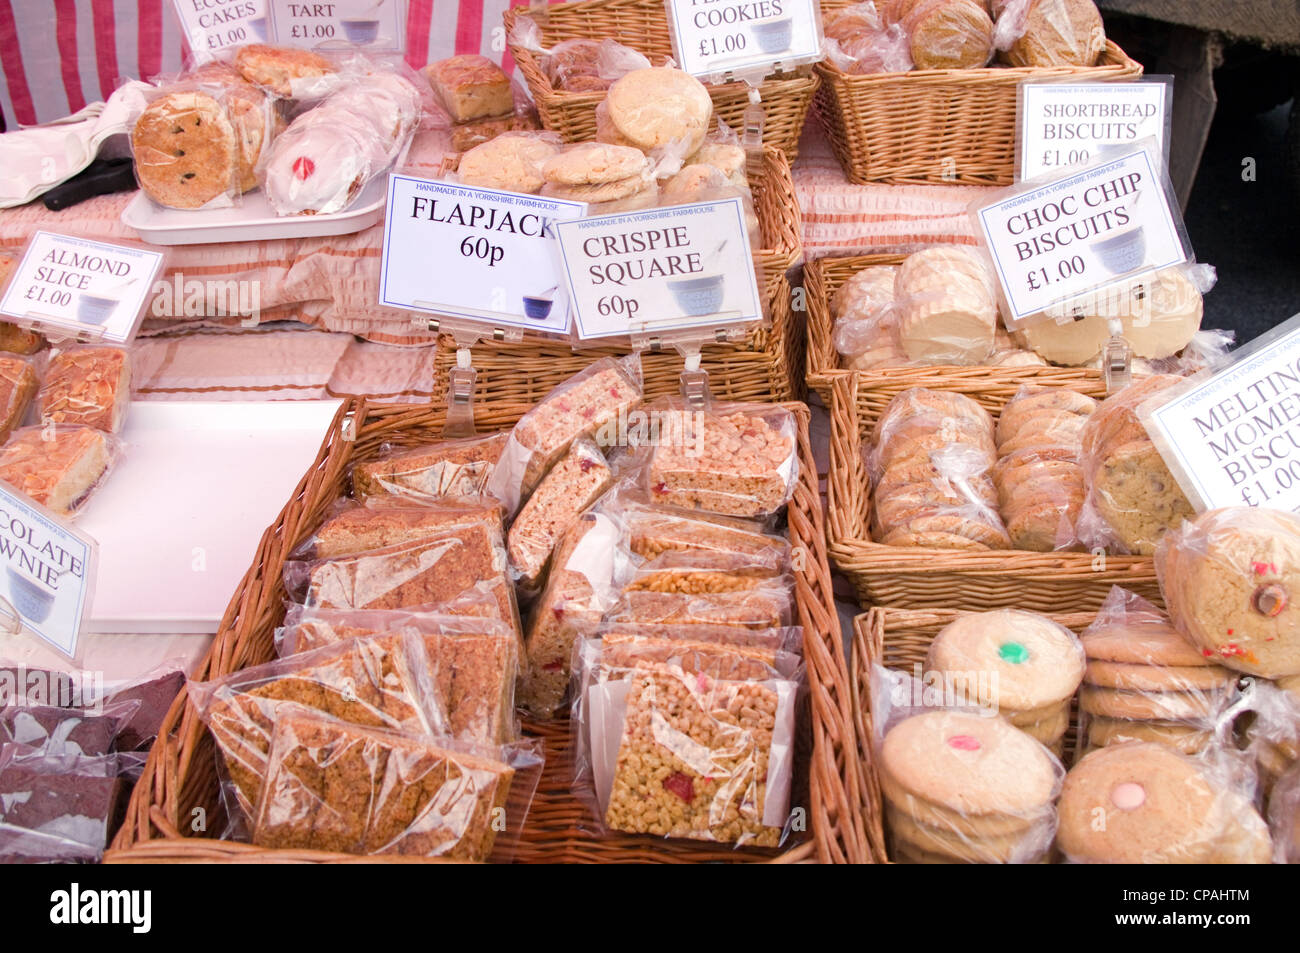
[831,266,907,370]
[926,609,1085,757]
[595,67,714,156]
[869,388,1011,551]
[1080,374,1195,555]
[885,0,996,70]
[1078,591,1235,756]
[879,710,1061,863]
[539,142,658,212]
[457,133,561,194]
[991,387,1097,552]
[894,246,999,364]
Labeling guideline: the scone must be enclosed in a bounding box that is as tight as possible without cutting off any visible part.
[426,55,513,122]
[37,347,131,434]
[0,426,112,515]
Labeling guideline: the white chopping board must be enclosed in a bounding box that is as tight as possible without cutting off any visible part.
[75,400,343,633]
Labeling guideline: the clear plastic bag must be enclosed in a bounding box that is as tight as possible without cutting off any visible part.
[1236,676,1300,798]
[1268,760,1300,863]
[0,744,123,858]
[870,665,1064,863]
[507,436,613,588]
[598,621,804,654]
[870,388,1008,549]
[0,700,139,758]
[1076,373,1193,556]
[0,424,123,518]
[1076,587,1237,757]
[0,355,36,444]
[899,0,995,71]
[251,711,543,860]
[487,354,643,514]
[1156,507,1300,679]
[628,399,798,519]
[604,587,794,630]
[607,497,791,574]
[351,432,509,504]
[455,130,563,194]
[274,607,520,745]
[292,497,505,561]
[283,521,516,621]
[602,67,714,156]
[37,346,131,435]
[893,246,999,364]
[576,659,800,847]
[231,44,338,99]
[189,632,449,823]
[520,513,622,718]
[991,385,1097,552]
[992,0,1105,68]
[823,3,914,74]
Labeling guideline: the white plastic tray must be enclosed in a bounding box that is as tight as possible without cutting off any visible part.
[120,171,389,245]
[75,400,343,633]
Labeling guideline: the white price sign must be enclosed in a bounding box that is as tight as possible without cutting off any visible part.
[666,0,823,79]
[0,232,165,345]
[975,147,1188,326]
[379,175,585,334]
[1143,313,1300,514]
[170,0,269,57]
[267,0,405,51]
[1018,79,1171,181]
[0,482,97,660]
[555,197,762,341]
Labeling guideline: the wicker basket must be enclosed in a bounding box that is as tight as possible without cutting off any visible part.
[826,372,1161,613]
[850,606,1096,863]
[813,5,1143,188]
[106,400,873,864]
[504,0,820,162]
[433,145,806,405]
[803,252,1108,403]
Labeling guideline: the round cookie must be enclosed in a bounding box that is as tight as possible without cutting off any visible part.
[898,302,997,364]
[892,511,1011,550]
[882,710,1061,817]
[1016,704,1070,745]
[1006,500,1078,553]
[1020,311,1110,365]
[606,68,712,152]
[1116,268,1204,360]
[879,767,1038,838]
[663,164,727,199]
[904,0,995,71]
[1056,742,1271,863]
[131,91,239,209]
[1159,507,1300,678]
[999,0,1105,69]
[1091,439,1194,555]
[886,805,1052,863]
[458,134,560,194]
[542,142,649,185]
[1006,698,1069,727]
[1085,717,1212,754]
[997,412,1088,456]
[876,388,991,433]
[1084,660,1237,693]
[997,389,1097,443]
[1079,685,1224,722]
[1082,621,1216,668]
[832,266,898,321]
[928,609,1086,712]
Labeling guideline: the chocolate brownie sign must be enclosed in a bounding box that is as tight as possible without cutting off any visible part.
[0,482,96,660]
[1142,312,1300,514]
[380,175,585,336]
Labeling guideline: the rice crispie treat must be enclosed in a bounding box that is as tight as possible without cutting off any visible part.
[294,523,514,621]
[308,498,504,558]
[352,432,508,503]
[190,634,441,817]
[646,404,797,518]
[604,664,791,846]
[507,436,612,587]
[521,515,617,716]
[490,357,641,507]
[253,713,514,859]
[607,588,793,630]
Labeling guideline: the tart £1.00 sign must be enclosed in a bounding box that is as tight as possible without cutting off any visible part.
[975,144,1190,328]
[379,175,586,336]
[266,0,406,52]
[554,197,763,342]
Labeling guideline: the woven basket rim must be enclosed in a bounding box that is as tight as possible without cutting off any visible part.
[109,398,872,863]
[815,40,1140,86]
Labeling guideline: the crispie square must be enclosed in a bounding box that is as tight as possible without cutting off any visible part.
[253,713,514,859]
[352,432,508,503]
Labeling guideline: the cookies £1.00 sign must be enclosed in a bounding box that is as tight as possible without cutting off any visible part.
[665,0,824,80]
